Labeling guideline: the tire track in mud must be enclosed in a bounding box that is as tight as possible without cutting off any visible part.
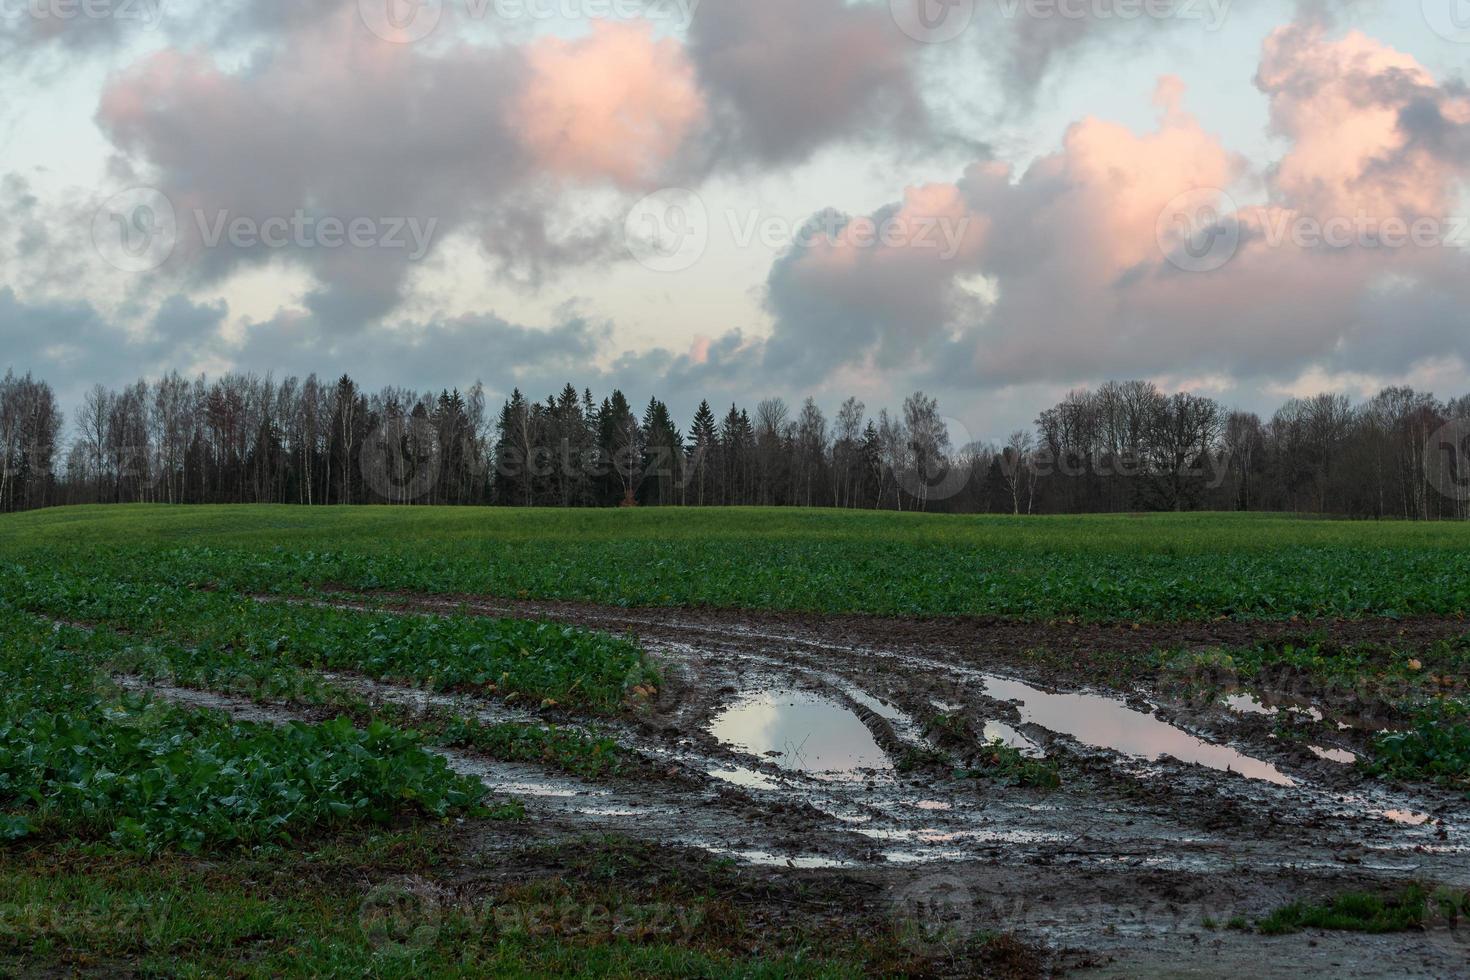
[110,674,878,868]
[248,592,1469,879]
[72,606,1470,974]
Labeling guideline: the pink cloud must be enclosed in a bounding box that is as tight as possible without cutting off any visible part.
[1258,21,1470,218]
[92,11,708,323]
[515,23,705,189]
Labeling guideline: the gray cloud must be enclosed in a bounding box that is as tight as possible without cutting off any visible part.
[688,0,931,164]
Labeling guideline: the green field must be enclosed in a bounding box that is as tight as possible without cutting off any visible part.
[3,505,1469,621]
[0,508,951,975]
[3,505,1468,976]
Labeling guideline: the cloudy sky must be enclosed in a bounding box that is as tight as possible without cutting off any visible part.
[3,0,1469,442]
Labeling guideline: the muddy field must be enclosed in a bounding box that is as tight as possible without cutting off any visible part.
[115,591,1466,977]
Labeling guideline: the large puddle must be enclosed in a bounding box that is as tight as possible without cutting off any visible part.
[709,689,891,779]
[982,675,1297,787]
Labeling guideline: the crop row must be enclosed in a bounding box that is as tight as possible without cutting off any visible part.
[0,611,488,854]
[35,539,1470,622]
[0,555,658,715]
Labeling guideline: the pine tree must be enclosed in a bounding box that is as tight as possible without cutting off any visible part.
[600,390,640,506]
[640,398,683,506]
[493,389,533,506]
[689,400,717,506]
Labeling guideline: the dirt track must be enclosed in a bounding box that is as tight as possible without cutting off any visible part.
[215,591,1470,977]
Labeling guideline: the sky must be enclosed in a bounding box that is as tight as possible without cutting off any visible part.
[2,0,1469,444]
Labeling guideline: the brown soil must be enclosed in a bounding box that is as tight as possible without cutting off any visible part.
[216,591,1470,977]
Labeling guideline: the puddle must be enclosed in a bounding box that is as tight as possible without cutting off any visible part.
[709,690,891,779]
[845,689,907,726]
[715,850,854,869]
[708,766,782,791]
[1225,693,1277,717]
[1224,692,1324,723]
[882,849,971,865]
[860,827,1066,846]
[1309,745,1357,765]
[496,783,582,799]
[981,675,1296,787]
[1380,810,1434,826]
[983,721,1045,758]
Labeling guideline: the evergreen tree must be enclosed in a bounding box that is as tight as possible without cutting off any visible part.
[493,389,533,506]
[639,397,683,506]
[599,390,640,506]
[689,400,718,506]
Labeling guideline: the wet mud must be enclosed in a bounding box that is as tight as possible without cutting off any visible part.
[220,592,1470,976]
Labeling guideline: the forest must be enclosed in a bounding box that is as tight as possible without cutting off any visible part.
[0,369,1466,519]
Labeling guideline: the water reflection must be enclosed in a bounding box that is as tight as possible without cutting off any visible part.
[982,675,1296,787]
[709,690,891,778]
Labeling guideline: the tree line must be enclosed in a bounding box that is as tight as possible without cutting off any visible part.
[1,368,1466,519]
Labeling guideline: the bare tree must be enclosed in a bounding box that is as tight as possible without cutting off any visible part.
[903,391,950,512]
[1003,430,1034,516]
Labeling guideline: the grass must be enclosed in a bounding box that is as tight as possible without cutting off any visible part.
[1254,884,1470,936]
[7,504,1470,972]
[3,505,1470,621]
[0,833,1017,977]
[1154,640,1470,728]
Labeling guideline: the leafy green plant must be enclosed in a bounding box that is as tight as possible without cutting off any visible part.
[438,717,634,779]
[0,557,658,715]
[0,613,487,854]
[956,741,1061,790]
[1366,699,1470,792]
